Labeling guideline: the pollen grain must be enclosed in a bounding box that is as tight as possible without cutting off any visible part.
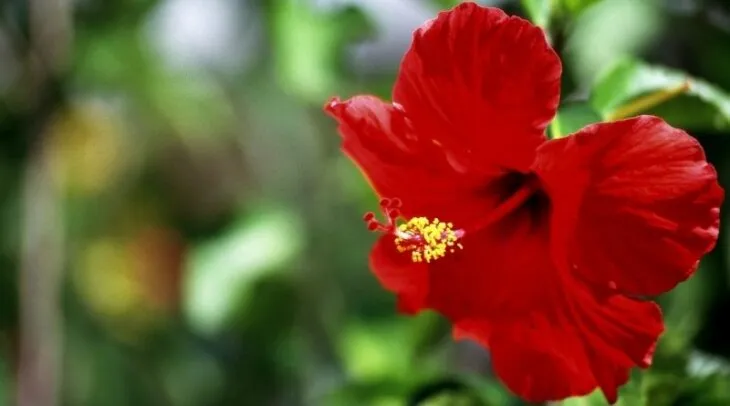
[394,217,463,263]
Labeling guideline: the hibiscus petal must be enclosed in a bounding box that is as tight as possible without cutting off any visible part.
[393,2,561,174]
[369,235,429,315]
[535,115,723,296]
[325,95,517,225]
[368,181,552,319]
[459,281,663,403]
[571,293,663,403]
[426,193,554,323]
[488,314,596,402]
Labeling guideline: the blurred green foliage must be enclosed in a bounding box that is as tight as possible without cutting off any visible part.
[592,57,730,130]
[0,0,730,405]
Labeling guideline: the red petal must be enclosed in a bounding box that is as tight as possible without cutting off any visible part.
[369,235,429,315]
[393,2,561,174]
[458,280,663,403]
[535,116,724,296]
[325,95,524,226]
[366,171,663,402]
[488,314,596,402]
[426,193,554,323]
[453,319,491,343]
[423,188,663,402]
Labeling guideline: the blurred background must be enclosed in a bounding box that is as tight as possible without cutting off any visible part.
[1,0,730,405]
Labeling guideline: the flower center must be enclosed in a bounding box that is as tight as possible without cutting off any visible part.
[363,198,464,263]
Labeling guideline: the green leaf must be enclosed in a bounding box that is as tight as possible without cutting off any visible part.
[409,375,512,406]
[640,369,730,406]
[660,263,714,355]
[338,317,446,382]
[563,371,645,405]
[552,102,602,138]
[683,372,730,404]
[560,0,603,16]
[410,313,450,361]
[339,321,414,380]
[562,391,607,406]
[183,205,303,334]
[322,379,406,406]
[564,0,663,86]
[416,392,481,406]
[521,0,552,29]
[591,57,730,131]
[642,373,684,406]
[458,375,514,406]
[431,0,464,8]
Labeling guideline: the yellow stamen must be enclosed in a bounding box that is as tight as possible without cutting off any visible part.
[394,217,463,263]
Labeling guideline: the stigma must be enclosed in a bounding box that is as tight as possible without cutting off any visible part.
[363,198,464,263]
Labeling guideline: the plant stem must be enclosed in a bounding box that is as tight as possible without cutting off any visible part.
[607,80,691,121]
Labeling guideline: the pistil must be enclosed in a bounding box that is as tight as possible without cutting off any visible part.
[364,198,464,263]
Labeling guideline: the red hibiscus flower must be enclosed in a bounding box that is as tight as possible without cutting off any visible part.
[324,2,723,403]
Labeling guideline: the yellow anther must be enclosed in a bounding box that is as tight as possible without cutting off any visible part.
[393,217,463,263]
